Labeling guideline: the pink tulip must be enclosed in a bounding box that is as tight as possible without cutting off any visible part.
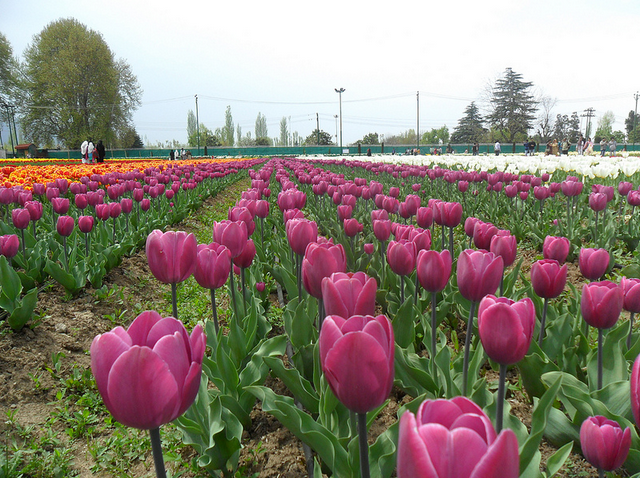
[56,215,74,237]
[286,218,318,256]
[578,248,609,281]
[416,249,451,293]
[24,200,43,221]
[373,219,392,242]
[457,249,503,303]
[631,355,640,427]
[580,416,630,472]
[90,310,205,430]
[232,238,256,269]
[439,202,463,228]
[11,208,30,230]
[319,314,394,414]
[397,396,519,478]
[343,218,363,237]
[416,207,433,229]
[51,197,70,215]
[78,215,95,234]
[490,232,517,268]
[194,243,231,290]
[530,259,567,299]
[472,221,498,250]
[386,240,417,277]
[0,234,19,258]
[212,220,248,259]
[542,235,570,263]
[364,243,374,254]
[589,192,607,212]
[621,277,640,313]
[302,242,347,299]
[146,230,197,284]
[581,281,623,329]
[321,272,377,318]
[478,295,535,365]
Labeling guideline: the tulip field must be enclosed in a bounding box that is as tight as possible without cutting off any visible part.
[5,153,640,477]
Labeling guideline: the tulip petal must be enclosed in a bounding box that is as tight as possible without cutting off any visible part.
[90,330,132,411]
[323,332,391,413]
[449,427,490,478]
[397,413,439,478]
[107,346,180,429]
[322,280,350,318]
[189,325,206,365]
[470,429,519,478]
[147,317,190,350]
[152,332,190,396]
[127,310,163,346]
[177,361,203,416]
[319,316,346,366]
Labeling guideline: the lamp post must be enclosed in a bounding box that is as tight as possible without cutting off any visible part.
[335,88,345,150]
[334,115,338,147]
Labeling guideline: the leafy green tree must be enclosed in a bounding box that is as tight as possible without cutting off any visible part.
[421,125,450,145]
[119,125,143,148]
[384,129,417,145]
[303,129,333,145]
[255,136,272,146]
[357,132,379,144]
[279,117,289,146]
[255,112,268,139]
[451,102,486,143]
[486,68,538,143]
[595,111,615,143]
[552,114,569,141]
[0,32,18,105]
[625,110,640,142]
[21,18,141,148]
[222,105,234,146]
[188,123,219,147]
[187,110,197,145]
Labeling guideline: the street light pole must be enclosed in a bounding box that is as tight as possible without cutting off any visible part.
[195,94,200,156]
[335,88,345,150]
[334,115,338,147]
[634,91,639,147]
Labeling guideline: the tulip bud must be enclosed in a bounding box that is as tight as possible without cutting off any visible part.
[542,235,570,263]
[531,259,567,299]
[580,416,630,472]
[416,249,451,293]
[319,314,394,414]
[457,249,503,303]
[78,215,95,234]
[146,230,197,284]
[56,215,74,237]
[581,281,623,330]
[321,272,377,318]
[0,234,19,259]
[578,247,609,281]
[194,243,231,290]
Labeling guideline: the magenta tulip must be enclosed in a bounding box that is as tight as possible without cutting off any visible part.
[78,215,95,234]
[90,310,205,430]
[302,242,347,299]
[343,218,363,237]
[622,277,640,313]
[542,235,570,264]
[373,219,392,242]
[51,197,70,215]
[319,314,394,414]
[578,248,609,281]
[146,230,197,284]
[337,204,353,222]
[490,232,517,268]
[478,295,535,365]
[11,208,30,230]
[286,218,318,256]
[255,200,269,218]
[581,281,623,330]
[456,249,503,303]
[416,207,433,229]
[24,200,43,221]
[364,243,374,254]
[0,234,19,259]
[321,271,377,318]
[439,202,463,228]
[589,192,607,212]
[194,243,231,290]
[417,249,451,293]
[472,221,498,250]
[580,416,630,473]
[386,240,416,277]
[409,228,432,254]
[232,238,256,269]
[397,396,519,478]
[56,215,74,237]
[212,220,248,259]
[75,193,88,210]
[631,354,640,427]
[531,259,567,299]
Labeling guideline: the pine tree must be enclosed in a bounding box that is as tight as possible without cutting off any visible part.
[486,68,538,143]
[451,102,486,143]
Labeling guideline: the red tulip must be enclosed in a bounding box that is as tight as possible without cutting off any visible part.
[194,243,231,290]
[578,248,609,281]
[386,240,416,277]
[580,416,630,472]
[542,235,570,264]
[90,310,205,430]
[581,281,623,329]
[397,396,519,478]
[319,314,394,414]
[530,259,567,299]
[478,295,535,365]
[417,249,451,293]
[457,249,503,303]
[146,230,197,284]
[302,242,347,299]
[321,271,377,318]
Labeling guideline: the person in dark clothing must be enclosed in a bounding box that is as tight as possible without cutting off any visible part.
[96,140,106,163]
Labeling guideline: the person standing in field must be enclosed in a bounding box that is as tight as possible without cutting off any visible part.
[609,137,617,156]
[81,139,89,164]
[494,140,501,156]
[96,139,106,163]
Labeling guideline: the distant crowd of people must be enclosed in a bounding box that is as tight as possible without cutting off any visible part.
[169,148,191,160]
[544,135,620,157]
[80,139,105,163]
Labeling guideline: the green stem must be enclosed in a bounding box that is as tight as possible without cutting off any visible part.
[400,275,405,304]
[210,289,219,334]
[598,328,603,390]
[448,226,454,257]
[431,291,437,376]
[496,363,507,433]
[149,427,167,478]
[171,282,178,320]
[538,298,549,346]
[357,412,370,478]
[628,312,635,350]
[241,267,247,318]
[62,236,69,273]
[229,263,238,319]
[84,232,89,257]
[462,300,477,396]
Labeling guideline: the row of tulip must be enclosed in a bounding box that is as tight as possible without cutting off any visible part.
[83,154,640,478]
[0,158,264,331]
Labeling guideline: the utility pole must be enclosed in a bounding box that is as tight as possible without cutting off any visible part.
[316,113,319,145]
[416,91,420,151]
[634,92,639,147]
[335,88,345,150]
[195,95,200,156]
[583,107,595,139]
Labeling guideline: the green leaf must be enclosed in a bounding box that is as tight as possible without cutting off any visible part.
[545,441,573,477]
[0,255,21,303]
[7,287,38,332]
[391,296,416,348]
[263,356,319,414]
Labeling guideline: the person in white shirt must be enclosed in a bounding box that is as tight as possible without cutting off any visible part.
[87,140,95,164]
[81,139,89,164]
[494,141,501,156]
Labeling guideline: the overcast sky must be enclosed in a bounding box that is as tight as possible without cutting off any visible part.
[2,0,639,147]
